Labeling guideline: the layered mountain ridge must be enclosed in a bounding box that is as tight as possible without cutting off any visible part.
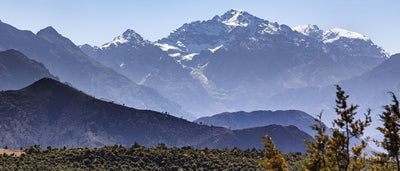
[0,20,189,119]
[0,78,311,153]
[195,110,317,136]
[0,49,58,90]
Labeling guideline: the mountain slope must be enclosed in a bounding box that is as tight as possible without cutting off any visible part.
[262,53,400,130]
[341,53,400,101]
[0,49,57,90]
[80,30,214,116]
[199,125,311,153]
[195,110,317,136]
[339,53,400,138]
[0,20,187,118]
[0,78,310,152]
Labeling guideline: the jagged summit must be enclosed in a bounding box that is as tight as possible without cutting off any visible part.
[99,29,148,49]
[157,9,283,55]
[120,29,144,42]
[213,9,264,27]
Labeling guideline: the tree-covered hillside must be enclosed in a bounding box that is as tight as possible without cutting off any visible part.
[0,144,305,170]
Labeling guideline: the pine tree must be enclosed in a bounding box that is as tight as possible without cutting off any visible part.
[368,152,395,171]
[304,112,332,171]
[328,85,371,170]
[376,92,400,171]
[259,135,288,171]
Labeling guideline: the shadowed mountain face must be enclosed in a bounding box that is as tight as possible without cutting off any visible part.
[0,21,188,119]
[195,110,317,136]
[199,125,312,153]
[194,109,378,153]
[0,49,57,90]
[0,78,311,153]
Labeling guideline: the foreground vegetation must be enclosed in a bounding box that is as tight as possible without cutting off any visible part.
[0,144,305,170]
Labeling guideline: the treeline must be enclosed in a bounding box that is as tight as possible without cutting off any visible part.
[0,143,305,170]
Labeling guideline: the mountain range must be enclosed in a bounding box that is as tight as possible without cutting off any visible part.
[0,78,311,153]
[81,9,389,119]
[0,8,397,148]
[0,20,189,119]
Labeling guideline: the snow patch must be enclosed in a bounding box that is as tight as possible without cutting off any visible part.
[182,53,199,61]
[186,43,215,53]
[190,63,209,87]
[293,24,320,36]
[155,43,181,52]
[323,28,370,43]
[169,53,181,57]
[119,63,125,67]
[98,29,145,49]
[208,45,223,53]
[259,24,279,34]
[100,35,128,49]
[138,73,151,85]
[176,41,186,47]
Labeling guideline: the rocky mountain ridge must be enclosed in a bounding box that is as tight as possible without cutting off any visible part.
[81,9,389,117]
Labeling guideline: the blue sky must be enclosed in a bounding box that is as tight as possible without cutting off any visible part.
[0,0,399,53]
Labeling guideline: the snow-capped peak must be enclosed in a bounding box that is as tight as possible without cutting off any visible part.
[157,9,290,57]
[294,25,371,43]
[120,29,144,41]
[215,9,263,27]
[221,9,248,27]
[293,24,321,36]
[99,29,146,49]
[323,28,370,43]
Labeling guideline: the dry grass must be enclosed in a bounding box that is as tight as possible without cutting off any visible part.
[0,149,24,156]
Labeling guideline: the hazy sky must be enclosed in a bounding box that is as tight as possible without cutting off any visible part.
[0,0,399,53]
